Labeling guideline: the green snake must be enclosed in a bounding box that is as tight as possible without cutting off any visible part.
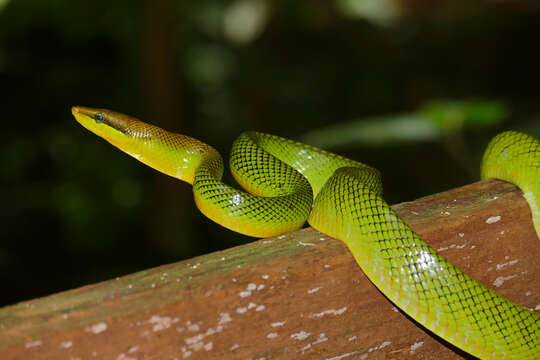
[72,106,539,359]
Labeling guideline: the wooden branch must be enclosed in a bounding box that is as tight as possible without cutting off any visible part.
[0,179,538,359]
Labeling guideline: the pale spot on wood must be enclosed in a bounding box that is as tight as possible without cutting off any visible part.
[230,344,239,350]
[271,321,286,327]
[308,286,322,294]
[247,283,257,291]
[308,306,347,318]
[115,354,136,360]
[267,332,278,339]
[368,340,391,352]
[239,291,251,298]
[493,275,517,287]
[25,340,42,348]
[148,315,179,332]
[86,322,107,334]
[486,215,501,224]
[218,312,232,325]
[496,259,519,270]
[325,351,360,360]
[290,331,310,340]
[410,341,424,354]
[59,341,72,349]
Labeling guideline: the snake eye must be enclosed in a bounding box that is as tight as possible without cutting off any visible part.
[94,112,105,123]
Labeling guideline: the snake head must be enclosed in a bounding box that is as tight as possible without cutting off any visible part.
[72,106,222,184]
[71,106,144,140]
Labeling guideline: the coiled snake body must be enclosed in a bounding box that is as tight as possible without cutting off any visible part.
[72,106,539,359]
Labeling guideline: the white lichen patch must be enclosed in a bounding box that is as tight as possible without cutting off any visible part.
[115,354,136,360]
[59,341,72,349]
[271,321,286,327]
[230,344,239,350]
[458,233,464,238]
[262,274,269,279]
[348,335,357,341]
[307,286,322,294]
[128,345,140,353]
[368,340,391,352]
[325,351,360,360]
[290,331,311,340]
[298,241,316,246]
[86,322,108,334]
[25,340,42,348]
[493,275,517,287]
[255,305,266,312]
[147,315,179,332]
[239,291,251,298]
[300,333,329,352]
[486,215,501,224]
[239,282,261,298]
[218,312,232,325]
[267,332,278,339]
[496,259,519,270]
[410,341,424,354]
[247,283,257,291]
[308,307,347,318]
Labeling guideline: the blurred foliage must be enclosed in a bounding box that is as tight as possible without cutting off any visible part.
[1,0,540,306]
[301,99,508,147]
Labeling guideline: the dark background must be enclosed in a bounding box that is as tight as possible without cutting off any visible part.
[1,0,539,307]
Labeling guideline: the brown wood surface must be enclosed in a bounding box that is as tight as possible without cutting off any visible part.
[0,179,538,359]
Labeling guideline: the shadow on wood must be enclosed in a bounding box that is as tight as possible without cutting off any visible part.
[0,179,538,359]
